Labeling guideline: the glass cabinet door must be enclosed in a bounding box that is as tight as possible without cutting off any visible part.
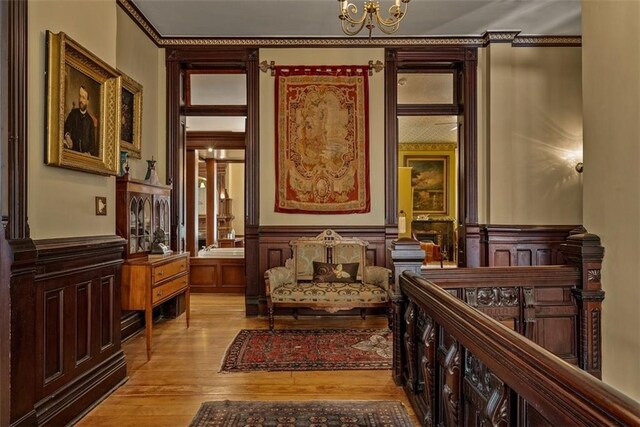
[143,198,152,251]
[129,197,138,254]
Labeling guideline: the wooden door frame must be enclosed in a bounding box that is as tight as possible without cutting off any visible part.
[165,47,259,313]
[385,47,478,266]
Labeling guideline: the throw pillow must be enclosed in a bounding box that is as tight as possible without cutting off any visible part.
[312,261,359,283]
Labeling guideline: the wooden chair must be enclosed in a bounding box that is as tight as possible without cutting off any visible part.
[419,240,444,268]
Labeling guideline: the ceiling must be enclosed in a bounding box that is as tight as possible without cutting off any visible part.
[131,0,581,38]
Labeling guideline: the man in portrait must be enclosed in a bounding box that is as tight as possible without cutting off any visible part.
[63,85,98,156]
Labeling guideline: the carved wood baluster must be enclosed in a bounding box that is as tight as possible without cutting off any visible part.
[522,287,536,340]
[441,337,460,427]
[404,302,417,391]
[420,315,436,426]
[463,352,509,427]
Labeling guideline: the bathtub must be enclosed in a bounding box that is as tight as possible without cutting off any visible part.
[192,247,245,293]
[197,247,245,258]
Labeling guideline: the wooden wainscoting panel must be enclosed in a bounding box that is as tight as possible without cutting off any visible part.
[190,257,245,293]
[100,276,115,351]
[76,282,91,365]
[493,249,512,266]
[481,225,578,266]
[30,236,127,426]
[43,288,64,384]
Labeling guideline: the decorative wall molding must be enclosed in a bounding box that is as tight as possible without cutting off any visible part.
[117,0,581,48]
[399,143,457,152]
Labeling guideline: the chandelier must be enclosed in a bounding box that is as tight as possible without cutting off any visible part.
[338,0,411,39]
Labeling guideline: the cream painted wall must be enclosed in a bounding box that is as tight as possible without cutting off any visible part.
[483,44,583,225]
[27,1,164,239]
[116,7,166,183]
[259,48,385,226]
[28,0,118,238]
[583,0,640,401]
[227,163,245,236]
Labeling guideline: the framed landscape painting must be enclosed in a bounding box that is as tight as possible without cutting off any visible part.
[46,31,121,175]
[404,155,449,215]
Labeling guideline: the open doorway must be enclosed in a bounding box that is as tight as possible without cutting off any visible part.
[396,70,461,268]
[184,71,247,294]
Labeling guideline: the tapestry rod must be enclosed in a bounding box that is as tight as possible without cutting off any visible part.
[258,60,384,77]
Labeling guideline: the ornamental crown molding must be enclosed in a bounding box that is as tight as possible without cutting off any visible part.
[117,0,581,48]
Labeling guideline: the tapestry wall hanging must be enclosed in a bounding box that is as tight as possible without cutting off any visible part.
[275,65,370,214]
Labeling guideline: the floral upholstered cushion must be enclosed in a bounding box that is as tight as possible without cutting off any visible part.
[293,243,326,281]
[333,243,367,281]
[312,262,359,283]
[270,282,389,304]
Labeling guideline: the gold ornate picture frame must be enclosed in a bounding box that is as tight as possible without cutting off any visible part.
[46,31,121,175]
[118,70,143,159]
[404,155,449,216]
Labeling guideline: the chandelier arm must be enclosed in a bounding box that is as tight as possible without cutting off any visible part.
[338,0,410,37]
[374,3,408,28]
[341,18,368,36]
[341,2,367,26]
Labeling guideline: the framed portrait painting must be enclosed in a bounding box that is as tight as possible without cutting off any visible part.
[119,70,143,159]
[404,155,449,215]
[46,31,121,175]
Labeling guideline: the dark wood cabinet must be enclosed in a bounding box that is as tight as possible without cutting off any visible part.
[116,173,171,259]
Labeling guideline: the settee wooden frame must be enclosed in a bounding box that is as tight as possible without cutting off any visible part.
[264,229,392,330]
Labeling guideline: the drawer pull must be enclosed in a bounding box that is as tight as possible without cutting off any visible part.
[158,270,164,276]
[156,290,163,297]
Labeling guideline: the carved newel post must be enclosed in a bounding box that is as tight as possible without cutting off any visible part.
[389,237,425,385]
[560,230,605,379]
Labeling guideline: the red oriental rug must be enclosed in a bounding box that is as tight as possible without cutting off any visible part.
[189,400,414,427]
[274,65,370,214]
[220,329,392,372]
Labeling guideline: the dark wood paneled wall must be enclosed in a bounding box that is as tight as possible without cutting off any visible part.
[191,257,245,293]
[397,271,639,426]
[253,226,387,315]
[480,224,579,266]
[7,236,128,426]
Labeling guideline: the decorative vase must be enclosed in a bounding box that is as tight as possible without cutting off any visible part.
[119,150,129,177]
[144,157,160,185]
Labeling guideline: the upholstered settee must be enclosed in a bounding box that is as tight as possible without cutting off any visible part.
[264,229,392,330]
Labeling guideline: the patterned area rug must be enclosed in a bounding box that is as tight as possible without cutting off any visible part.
[189,400,414,427]
[221,329,392,372]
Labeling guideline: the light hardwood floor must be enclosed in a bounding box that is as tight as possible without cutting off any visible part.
[77,294,417,426]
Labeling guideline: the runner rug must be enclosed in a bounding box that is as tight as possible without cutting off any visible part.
[220,328,392,372]
[189,400,414,427]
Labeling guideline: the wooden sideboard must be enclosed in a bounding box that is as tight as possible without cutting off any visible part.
[121,252,190,360]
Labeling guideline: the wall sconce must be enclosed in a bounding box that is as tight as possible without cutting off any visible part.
[575,162,583,173]
[398,210,407,234]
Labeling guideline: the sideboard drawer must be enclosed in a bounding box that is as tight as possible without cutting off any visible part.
[152,273,189,305]
[153,257,188,283]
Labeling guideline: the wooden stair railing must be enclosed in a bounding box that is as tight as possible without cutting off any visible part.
[397,271,640,426]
